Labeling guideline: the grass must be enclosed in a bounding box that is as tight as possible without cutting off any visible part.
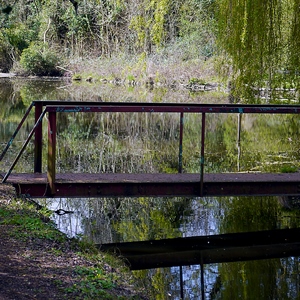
[68,54,222,90]
[0,187,148,299]
[280,165,298,173]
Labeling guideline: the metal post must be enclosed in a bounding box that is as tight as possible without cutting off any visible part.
[200,113,206,197]
[179,112,184,173]
[237,113,242,172]
[34,101,43,173]
[200,256,205,300]
[2,109,47,183]
[180,265,184,299]
[48,111,56,195]
[0,102,34,162]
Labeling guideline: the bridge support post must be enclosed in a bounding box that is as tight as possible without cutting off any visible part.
[200,255,205,300]
[200,113,206,197]
[178,112,184,173]
[48,111,56,195]
[34,102,43,173]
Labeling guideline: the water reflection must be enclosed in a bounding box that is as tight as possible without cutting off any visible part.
[41,195,300,299]
[1,78,300,299]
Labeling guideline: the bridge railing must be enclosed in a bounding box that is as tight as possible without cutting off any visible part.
[2,101,300,196]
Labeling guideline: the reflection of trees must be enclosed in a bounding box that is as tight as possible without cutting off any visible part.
[114,197,193,299]
[0,79,24,122]
[57,112,181,173]
[212,196,299,299]
[63,195,193,299]
[114,197,190,242]
[180,112,299,174]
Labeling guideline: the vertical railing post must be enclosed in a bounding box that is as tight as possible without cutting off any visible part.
[200,254,205,300]
[48,111,56,195]
[178,112,184,173]
[237,113,242,172]
[200,113,206,197]
[179,265,184,299]
[34,101,43,173]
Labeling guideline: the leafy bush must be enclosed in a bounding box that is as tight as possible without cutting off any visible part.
[0,33,13,72]
[20,42,61,76]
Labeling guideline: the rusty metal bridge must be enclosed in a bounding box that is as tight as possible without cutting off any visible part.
[1,101,300,198]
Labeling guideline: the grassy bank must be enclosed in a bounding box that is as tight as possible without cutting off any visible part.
[67,54,223,91]
[0,184,148,300]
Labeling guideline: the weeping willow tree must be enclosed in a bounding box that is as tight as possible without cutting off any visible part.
[217,0,300,102]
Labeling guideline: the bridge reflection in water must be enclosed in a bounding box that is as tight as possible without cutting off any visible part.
[100,228,300,270]
[100,228,300,299]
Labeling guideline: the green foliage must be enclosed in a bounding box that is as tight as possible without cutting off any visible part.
[216,0,300,102]
[280,165,298,173]
[0,31,14,71]
[66,266,116,299]
[0,202,66,241]
[0,0,212,64]
[179,0,216,58]
[5,23,37,52]
[20,42,61,76]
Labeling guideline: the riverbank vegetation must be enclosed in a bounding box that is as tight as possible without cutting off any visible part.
[0,0,299,102]
[0,184,148,299]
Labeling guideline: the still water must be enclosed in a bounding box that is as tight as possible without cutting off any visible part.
[1,77,300,299]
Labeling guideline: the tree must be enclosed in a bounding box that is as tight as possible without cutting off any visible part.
[216,0,300,102]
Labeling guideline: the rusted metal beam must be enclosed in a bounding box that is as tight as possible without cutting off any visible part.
[3,101,300,188]
[34,102,43,173]
[47,112,56,195]
[5,172,300,198]
[44,103,300,114]
[32,100,300,114]
[200,113,206,197]
[0,102,34,162]
[178,112,184,173]
[1,109,47,183]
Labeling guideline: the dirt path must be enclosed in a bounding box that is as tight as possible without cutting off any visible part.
[0,184,148,299]
[0,186,82,299]
[0,226,75,299]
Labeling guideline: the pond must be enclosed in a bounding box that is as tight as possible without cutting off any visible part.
[1,77,300,299]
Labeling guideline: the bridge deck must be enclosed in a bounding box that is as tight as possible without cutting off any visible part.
[3,172,300,198]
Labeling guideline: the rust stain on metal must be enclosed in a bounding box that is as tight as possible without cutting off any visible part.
[3,172,300,198]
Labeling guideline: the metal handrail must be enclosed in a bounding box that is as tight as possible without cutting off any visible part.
[2,101,300,195]
[0,102,35,162]
[2,108,47,183]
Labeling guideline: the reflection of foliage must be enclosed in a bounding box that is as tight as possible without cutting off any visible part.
[215,196,294,299]
[113,197,190,299]
[218,259,279,299]
[57,111,180,173]
[188,114,300,174]
[220,196,280,233]
[114,197,188,242]
[55,110,300,175]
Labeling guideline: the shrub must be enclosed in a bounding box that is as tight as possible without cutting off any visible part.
[20,42,61,76]
[0,33,13,72]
